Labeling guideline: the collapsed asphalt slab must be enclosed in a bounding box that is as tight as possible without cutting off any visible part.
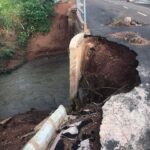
[94,20,150,150]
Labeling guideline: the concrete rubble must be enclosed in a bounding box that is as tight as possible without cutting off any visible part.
[100,85,150,150]
[77,139,90,150]
[62,126,79,136]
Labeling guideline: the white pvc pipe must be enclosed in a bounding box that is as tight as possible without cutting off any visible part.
[23,105,67,150]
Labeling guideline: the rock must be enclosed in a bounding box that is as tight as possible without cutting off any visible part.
[130,20,137,26]
[100,86,150,150]
[124,17,132,24]
[62,126,79,136]
[77,139,90,150]
[69,121,82,127]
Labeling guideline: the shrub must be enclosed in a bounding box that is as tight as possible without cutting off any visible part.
[0,0,55,48]
[17,32,29,47]
[0,0,22,31]
[0,47,15,59]
[21,0,54,34]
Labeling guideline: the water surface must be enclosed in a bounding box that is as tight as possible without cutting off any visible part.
[0,54,69,119]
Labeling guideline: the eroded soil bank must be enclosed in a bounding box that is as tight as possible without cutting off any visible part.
[0,35,141,150]
[0,3,142,148]
[0,1,74,73]
[0,34,141,149]
[27,1,74,60]
[50,37,141,150]
[78,37,140,105]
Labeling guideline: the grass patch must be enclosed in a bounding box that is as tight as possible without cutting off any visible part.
[0,47,15,59]
[0,0,55,58]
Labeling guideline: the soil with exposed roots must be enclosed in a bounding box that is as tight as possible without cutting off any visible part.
[78,37,141,105]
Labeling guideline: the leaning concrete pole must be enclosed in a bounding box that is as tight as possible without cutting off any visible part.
[23,105,67,150]
[69,33,85,103]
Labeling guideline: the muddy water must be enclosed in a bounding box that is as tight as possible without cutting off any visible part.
[0,54,69,119]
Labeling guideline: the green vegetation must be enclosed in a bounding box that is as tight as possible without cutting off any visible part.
[0,0,55,57]
[0,47,15,59]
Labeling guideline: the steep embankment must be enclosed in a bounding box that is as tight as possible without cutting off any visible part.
[0,1,74,73]
[27,2,74,60]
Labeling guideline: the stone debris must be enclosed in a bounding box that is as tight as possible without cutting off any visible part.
[124,17,132,25]
[69,121,82,127]
[50,104,101,150]
[62,126,79,136]
[83,109,90,112]
[77,139,90,150]
[110,31,150,45]
[108,17,143,27]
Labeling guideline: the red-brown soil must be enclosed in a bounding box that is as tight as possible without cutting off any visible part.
[79,37,140,104]
[0,1,74,72]
[0,109,49,150]
[27,1,74,60]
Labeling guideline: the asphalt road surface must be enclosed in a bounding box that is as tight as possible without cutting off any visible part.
[84,0,150,94]
[86,0,150,34]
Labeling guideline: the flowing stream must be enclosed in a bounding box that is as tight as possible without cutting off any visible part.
[0,54,69,119]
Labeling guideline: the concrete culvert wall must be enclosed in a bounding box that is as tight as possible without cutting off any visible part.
[78,36,141,105]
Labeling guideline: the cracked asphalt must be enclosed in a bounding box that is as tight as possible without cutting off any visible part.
[84,0,150,95]
[78,1,150,148]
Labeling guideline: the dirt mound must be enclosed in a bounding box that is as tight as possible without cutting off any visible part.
[0,109,49,150]
[110,31,150,45]
[108,18,143,27]
[28,2,74,60]
[79,37,140,104]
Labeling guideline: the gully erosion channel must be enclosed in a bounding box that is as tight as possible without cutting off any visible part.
[0,54,69,119]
